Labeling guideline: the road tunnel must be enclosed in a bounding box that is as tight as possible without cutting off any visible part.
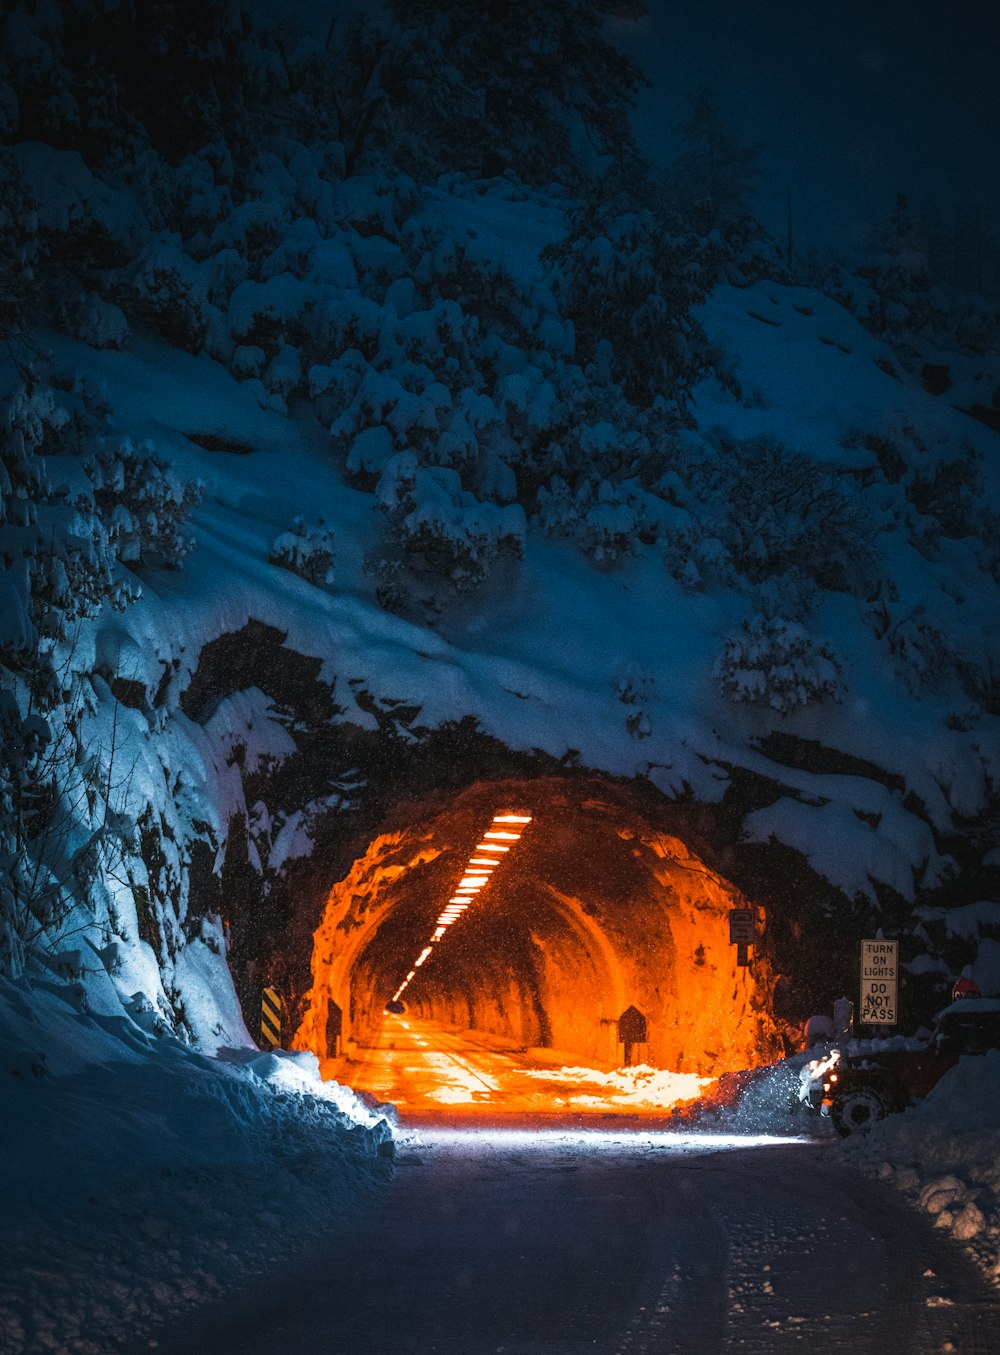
[294,777,782,1093]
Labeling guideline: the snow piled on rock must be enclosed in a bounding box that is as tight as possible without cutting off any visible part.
[0,976,393,1355]
[841,1051,1000,1286]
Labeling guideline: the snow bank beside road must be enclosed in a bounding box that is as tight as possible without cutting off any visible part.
[0,977,394,1355]
[841,1050,1000,1285]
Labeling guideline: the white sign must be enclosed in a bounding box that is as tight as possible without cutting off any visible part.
[860,939,898,1025]
[729,908,755,945]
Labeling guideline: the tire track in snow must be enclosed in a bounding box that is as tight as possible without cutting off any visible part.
[613,1168,729,1355]
[149,1137,1000,1355]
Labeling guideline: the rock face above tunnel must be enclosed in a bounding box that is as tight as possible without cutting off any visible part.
[295,778,781,1077]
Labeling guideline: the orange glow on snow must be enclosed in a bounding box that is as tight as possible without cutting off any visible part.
[344,1016,720,1120]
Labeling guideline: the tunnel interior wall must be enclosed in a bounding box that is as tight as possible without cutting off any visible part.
[295,778,781,1075]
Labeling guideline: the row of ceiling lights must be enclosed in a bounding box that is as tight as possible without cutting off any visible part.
[390,812,533,1004]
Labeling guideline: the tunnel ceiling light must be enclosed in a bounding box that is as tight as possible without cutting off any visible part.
[390,812,532,1002]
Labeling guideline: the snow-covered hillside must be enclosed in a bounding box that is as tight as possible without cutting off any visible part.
[2,0,1000,1345]
[4,0,999,1027]
[9,242,998,1011]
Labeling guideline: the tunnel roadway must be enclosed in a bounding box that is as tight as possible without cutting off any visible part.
[336,1014,711,1120]
[152,1026,1000,1355]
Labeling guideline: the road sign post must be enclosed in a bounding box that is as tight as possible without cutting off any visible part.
[860,939,898,1026]
[617,1005,648,1068]
[729,908,755,967]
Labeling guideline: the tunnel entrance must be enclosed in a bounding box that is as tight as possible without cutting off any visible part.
[294,777,781,1115]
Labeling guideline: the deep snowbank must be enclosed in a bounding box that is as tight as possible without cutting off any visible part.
[841,1051,1000,1285]
[0,976,394,1355]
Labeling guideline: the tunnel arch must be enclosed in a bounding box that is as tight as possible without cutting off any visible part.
[295,776,781,1076]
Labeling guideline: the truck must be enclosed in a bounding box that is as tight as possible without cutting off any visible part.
[801,997,1000,1136]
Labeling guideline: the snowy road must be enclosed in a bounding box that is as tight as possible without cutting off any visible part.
[152,1127,1000,1354]
[337,1015,712,1118]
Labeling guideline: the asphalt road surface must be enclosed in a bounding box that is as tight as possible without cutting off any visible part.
[150,1026,1000,1355]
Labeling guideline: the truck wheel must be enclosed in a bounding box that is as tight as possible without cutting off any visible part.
[830,1084,893,1136]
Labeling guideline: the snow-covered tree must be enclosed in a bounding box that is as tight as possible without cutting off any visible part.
[537,474,655,564]
[0,149,38,346]
[88,439,202,568]
[716,615,845,714]
[661,88,772,285]
[821,193,1000,359]
[545,167,715,411]
[361,0,648,186]
[662,433,880,601]
[367,452,525,619]
[269,519,336,587]
[0,371,200,973]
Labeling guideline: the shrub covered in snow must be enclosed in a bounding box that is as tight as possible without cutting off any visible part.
[0,148,38,342]
[887,608,967,698]
[129,238,211,352]
[368,452,525,619]
[537,476,645,564]
[88,439,202,569]
[545,183,713,411]
[2,383,127,668]
[349,0,645,187]
[57,288,129,348]
[268,518,336,587]
[716,615,845,714]
[663,433,880,602]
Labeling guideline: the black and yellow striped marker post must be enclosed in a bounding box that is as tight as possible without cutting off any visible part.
[261,986,283,1048]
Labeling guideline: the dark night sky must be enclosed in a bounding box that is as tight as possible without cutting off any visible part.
[614,0,1000,251]
[307,0,1000,253]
